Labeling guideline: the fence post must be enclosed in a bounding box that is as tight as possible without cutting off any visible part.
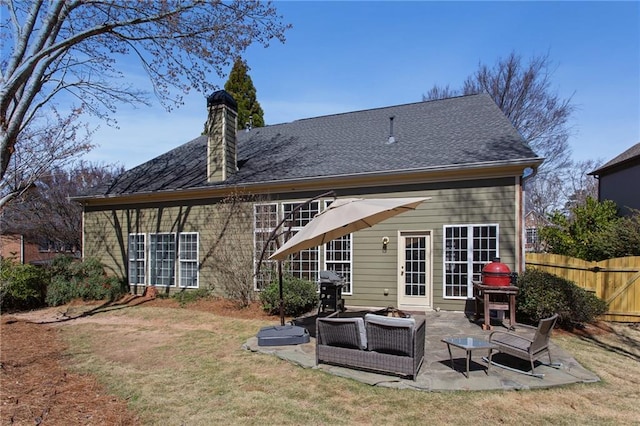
[595,259,604,300]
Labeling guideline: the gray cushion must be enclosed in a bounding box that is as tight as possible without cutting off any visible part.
[364,314,416,356]
[364,313,416,331]
[320,317,367,349]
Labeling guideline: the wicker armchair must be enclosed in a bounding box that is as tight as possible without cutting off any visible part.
[488,314,559,378]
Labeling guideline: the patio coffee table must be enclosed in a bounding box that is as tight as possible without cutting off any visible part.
[441,337,498,378]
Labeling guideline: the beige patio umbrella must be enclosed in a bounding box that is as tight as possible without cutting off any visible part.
[269,197,430,261]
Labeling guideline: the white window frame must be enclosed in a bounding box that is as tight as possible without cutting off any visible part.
[282,201,320,284]
[178,232,199,288]
[323,200,353,294]
[149,233,176,287]
[128,233,146,285]
[443,224,499,299]
[254,203,279,290]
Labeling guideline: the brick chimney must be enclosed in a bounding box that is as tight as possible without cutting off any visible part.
[205,90,238,183]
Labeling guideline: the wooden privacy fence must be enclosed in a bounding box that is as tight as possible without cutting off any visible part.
[525,253,640,322]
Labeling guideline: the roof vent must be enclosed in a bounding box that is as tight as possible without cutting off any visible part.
[387,116,396,144]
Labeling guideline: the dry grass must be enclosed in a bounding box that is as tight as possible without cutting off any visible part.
[54,306,640,425]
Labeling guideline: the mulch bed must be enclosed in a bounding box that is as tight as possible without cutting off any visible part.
[1,316,139,425]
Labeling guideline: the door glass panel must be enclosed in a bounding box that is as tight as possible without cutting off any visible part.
[404,236,426,297]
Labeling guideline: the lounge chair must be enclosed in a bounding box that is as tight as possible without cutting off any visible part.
[487,314,559,378]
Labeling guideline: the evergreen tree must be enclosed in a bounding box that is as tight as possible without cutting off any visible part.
[224,58,265,130]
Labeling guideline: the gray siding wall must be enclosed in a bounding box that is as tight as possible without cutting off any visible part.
[340,180,517,311]
[600,165,640,216]
[84,199,254,296]
[83,177,518,311]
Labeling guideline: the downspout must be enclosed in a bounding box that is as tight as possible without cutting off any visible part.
[20,234,25,264]
[519,166,539,273]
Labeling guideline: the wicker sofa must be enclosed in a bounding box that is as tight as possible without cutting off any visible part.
[315,313,426,380]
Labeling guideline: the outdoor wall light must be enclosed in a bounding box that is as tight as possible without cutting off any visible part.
[382,236,389,252]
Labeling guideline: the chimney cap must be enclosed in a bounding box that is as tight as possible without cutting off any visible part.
[207,90,237,110]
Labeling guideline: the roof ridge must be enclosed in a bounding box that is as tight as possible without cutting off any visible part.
[261,93,488,127]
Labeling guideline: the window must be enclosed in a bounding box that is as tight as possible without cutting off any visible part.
[525,227,539,252]
[325,235,352,293]
[179,233,199,288]
[149,233,176,286]
[324,201,353,294]
[254,203,279,290]
[526,227,538,245]
[283,201,320,283]
[128,234,146,285]
[444,224,498,298]
[254,200,351,291]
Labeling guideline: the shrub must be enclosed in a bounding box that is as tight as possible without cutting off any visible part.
[45,257,127,306]
[516,268,608,329]
[172,288,211,307]
[259,274,318,317]
[49,255,75,280]
[0,259,48,311]
[45,274,81,307]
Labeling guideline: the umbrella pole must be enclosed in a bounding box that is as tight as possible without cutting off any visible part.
[278,260,285,326]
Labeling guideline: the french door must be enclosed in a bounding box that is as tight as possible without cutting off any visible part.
[397,231,432,310]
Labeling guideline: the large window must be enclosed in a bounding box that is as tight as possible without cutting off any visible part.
[444,224,498,298]
[283,202,320,283]
[128,234,146,285]
[254,200,353,293]
[128,232,199,288]
[149,233,176,286]
[179,233,199,288]
[254,203,279,290]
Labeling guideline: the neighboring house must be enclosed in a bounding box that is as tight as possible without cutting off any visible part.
[0,233,75,265]
[589,142,640,216]
[524,211,550,252]
[73,91,542,312]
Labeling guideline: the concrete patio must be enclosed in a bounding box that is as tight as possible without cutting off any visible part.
[243,310,600,391]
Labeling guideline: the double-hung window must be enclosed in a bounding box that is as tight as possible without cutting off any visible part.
[128,234,146,285]
[444,224,498,298]
[149,233,176,286]
[179,233,199,288]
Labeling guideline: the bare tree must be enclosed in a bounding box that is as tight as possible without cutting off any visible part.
[525,171,565,218]
[562,159,601,212]
[423,51,576,213]
[1,161,124,252]
[0,0,289,191]
[202,192,265,307]
[0,107,93,207]
[526,158,601,218]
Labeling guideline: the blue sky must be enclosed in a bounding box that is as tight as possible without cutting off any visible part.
[85,1,640,170]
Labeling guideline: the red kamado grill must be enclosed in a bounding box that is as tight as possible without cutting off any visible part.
[481,258,513,286]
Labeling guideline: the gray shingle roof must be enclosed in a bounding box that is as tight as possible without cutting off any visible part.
[590,142,640,176]
[88,93,540,197]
